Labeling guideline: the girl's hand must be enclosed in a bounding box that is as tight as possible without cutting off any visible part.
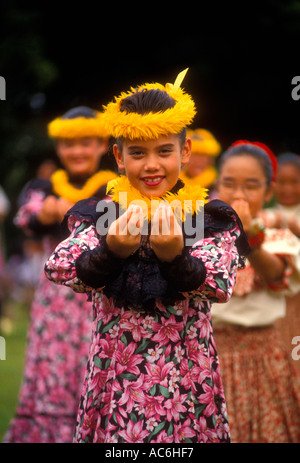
[106,205,144,259]
[37,195,60,225]
[37,196,74,225]
[287,216,300,238]
[231,199,252,235]
[258,209,285,228]
[56,198,74,222]
[150,204,184,262]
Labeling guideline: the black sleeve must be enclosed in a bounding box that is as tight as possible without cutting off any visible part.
[75,237,125,289]
[158,247,207,292]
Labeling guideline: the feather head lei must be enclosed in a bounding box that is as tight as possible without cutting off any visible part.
[102,69,196,140]
[187,128,221,157]
[48,107,109,139]
[106,175,208,222]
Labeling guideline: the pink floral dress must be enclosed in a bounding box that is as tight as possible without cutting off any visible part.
[45,198,249,443]
[4,178,107,443]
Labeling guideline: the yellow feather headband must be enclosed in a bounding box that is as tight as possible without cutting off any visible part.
[48,112,109,139]
[187,128,221,157]
[102,69,196,140]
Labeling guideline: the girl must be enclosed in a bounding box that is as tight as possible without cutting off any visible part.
[261,152,300,235]
[4,106,117,443]
[212,141,300,443]
[180,128,221,195]
[45,71,249,443]
[262,153,300,373]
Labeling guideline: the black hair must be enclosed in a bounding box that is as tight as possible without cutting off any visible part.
[117,88,186,149]
[219,143,273,186]
[61,106,97,120]
[277,152,300,171]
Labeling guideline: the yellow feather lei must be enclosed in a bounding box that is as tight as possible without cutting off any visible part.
[101,70,196,141]
[48,113,110,139]
[187,128,221,157]
[51,169,117,202]
[180,166,218,188]
[106,175,208,222]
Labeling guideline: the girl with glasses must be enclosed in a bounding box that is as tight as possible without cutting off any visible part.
[212,140,300,443]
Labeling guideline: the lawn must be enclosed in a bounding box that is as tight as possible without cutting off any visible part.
[0,302,30,441]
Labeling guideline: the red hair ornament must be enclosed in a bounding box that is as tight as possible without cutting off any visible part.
[230,140,277,182]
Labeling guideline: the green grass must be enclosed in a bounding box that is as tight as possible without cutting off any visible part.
[0,303,30,441]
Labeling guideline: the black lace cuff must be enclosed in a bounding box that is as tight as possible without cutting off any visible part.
[159,248,207,292]
[75,237,125,289]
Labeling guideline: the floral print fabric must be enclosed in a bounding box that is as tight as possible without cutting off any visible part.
[4,182,93,443]
[45,215,242,443]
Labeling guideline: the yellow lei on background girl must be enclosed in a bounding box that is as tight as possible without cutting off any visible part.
[106,175,208,222]
[180,166,218,189]
[51,169,117,202]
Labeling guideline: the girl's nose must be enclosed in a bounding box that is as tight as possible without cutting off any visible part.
[144,154,160,171]
[231,184,248,201]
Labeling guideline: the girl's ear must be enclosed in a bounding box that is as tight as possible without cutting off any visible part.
[265,181,275,203]
[113,144,125,171]
[181,137,192,167]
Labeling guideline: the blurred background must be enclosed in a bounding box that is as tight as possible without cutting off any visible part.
[1,0,300,440]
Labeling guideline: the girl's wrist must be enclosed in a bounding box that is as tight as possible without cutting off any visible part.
[247,218,266,252]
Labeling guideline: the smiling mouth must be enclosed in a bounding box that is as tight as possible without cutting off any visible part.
[141,176,165,186]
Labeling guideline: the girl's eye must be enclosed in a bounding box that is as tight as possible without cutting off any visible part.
[129,151,144,156]
[159,149,172,155]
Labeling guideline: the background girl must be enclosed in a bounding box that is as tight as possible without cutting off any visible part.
[180,128,220,196]
[45,72,249,443]
[4,106,117,443]
[212,141,300,443]
[261,152,300,374]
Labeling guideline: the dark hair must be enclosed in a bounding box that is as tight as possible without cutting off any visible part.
[117,88,186,149]
[277,152,300,171]
[61,106,97,120]
[219,143,273,186]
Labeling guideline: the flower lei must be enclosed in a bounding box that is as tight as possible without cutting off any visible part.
[51,169,117,202]
[106,175,208,222]
[180,166,218,188]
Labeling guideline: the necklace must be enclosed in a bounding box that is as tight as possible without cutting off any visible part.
[180,166,217,188]
[106,175,208,222]
[51,169,117,202]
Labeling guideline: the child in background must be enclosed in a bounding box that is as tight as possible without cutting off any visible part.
[45,70,249,443]
[180,128,221,195]
[4,106,117,443]
[261,152,300,373]
[212,140,300,443]
[261,152,300,235]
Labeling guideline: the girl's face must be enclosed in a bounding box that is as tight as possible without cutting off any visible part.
[275,163,300,206]
[184,154,214,178]
[217,154,274,217]
[113,134,191,197]
[56,137,107,177]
